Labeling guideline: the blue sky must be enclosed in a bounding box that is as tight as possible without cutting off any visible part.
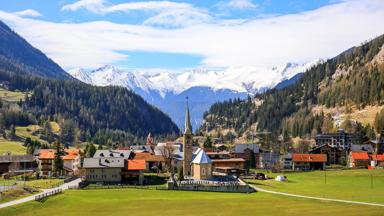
[0,0,383,70]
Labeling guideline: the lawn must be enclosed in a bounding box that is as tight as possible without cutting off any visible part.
[0,188,383,216]
[0,139,25,155]
[246,169,384,204]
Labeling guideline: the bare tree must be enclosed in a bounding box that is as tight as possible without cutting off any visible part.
[159,144,178,187]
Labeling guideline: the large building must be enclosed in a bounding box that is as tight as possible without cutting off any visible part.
[183,99,193,176]
[83,157,125,183]
[315,129,357,150]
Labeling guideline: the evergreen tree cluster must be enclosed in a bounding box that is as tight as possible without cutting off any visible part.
[200,34,384,139]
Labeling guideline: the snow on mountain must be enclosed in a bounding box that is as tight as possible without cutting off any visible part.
[69,60,321,97]
[68,60,322,129]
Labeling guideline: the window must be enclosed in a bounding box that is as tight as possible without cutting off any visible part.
[202,168,205,175]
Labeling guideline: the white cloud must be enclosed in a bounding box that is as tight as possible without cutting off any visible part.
[13,9,43,17]
[61,0,106,14]
[143,9,212,27]
[226,0,257,9]
[1,0,384,69]
[62,0,195,14]
[61,0,210,27]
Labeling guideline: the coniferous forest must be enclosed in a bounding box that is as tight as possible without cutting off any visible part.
[201,34,384,140]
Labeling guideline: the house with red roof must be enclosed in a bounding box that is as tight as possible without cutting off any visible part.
[122,160,146,185]
[370,154,384,167]
[38,149,81,177]
[348,152,370,168]
[292,153,327,170]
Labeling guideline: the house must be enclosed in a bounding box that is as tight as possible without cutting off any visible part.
[258,151,280,169]
[232,144,260,168]
[292,154,327,170]
[133,152,164,172]
[315,129,356,150]
[93,150,132,159]
[309,144,344,165]
[122,160,146,185]
[348,152,370,168]
[206,151,245,170]
[350,144,374,153]
[0,155,37,176]
[38,149,55,176]
[130,145,153,153]
[83,157,124,183]
[370,154,384,167]
[281,153,293,170]
[62,149,81,176]
[192,150,212,180]
[38,149,82,177]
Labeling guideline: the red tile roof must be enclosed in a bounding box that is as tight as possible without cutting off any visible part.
[351,152,370,160]
[371,154,384,161]
[127,160,146,170]
[292,154,327,162]
[38,149,55,159]
[39,149,81,160]
[133,152,164,162]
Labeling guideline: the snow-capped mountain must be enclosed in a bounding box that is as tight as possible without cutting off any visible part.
[68,60,321,129]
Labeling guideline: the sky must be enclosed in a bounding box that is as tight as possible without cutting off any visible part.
[0,0,384,70]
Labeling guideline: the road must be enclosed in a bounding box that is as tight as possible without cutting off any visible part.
[0,178,81,209]
[249,184,384,207]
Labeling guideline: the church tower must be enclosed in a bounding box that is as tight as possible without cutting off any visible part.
[183,98,193,176]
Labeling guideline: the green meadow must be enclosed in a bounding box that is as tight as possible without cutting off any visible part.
[0,188,383,216]
[246,169,384,204]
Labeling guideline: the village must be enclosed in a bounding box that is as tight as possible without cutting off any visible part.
[0,103,383,196]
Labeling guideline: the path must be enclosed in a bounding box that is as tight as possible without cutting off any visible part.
[0,178,81,209]
[249,184,384,207]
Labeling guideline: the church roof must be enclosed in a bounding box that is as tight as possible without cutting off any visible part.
[192,150,211,164]
[184,99,192,134]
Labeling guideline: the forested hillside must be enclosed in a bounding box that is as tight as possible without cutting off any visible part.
[0,69,179,144]
[200,34,384,142]
[0,21,71,80]
[0,21,179,148]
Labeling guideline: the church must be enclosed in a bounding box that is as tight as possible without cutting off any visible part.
[183,99,212,180]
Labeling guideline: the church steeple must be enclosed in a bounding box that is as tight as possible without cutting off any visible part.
[183,96,193,176]
[184,97,192,135]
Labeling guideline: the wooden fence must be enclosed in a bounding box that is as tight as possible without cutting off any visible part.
[35,188,62,201]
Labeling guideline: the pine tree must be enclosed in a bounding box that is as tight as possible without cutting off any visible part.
[53,142,64,176]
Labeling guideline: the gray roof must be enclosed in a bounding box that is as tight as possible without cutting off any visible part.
[234,144,260,153]
[0,155,35,163]
[83,157,124,168]
[192,150,212,164]
[350,144,374,153]
[93,150,132,159]
[130,145,153,153]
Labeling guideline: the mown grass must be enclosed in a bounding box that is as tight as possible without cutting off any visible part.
[0,188,383,216]
[246,169,384,204]
[0,139,25,155]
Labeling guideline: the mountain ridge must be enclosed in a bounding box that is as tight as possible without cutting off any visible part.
[69,61,321,129]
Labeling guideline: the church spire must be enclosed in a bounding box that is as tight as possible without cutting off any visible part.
[184,97,192,134]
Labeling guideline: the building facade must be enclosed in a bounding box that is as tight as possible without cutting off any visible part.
[315,129,356,150]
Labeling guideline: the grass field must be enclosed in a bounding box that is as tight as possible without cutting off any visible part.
[0,188,383,216]
[246,169,384,204]
[0,139,25,155]
[15,125,48,145]
[0,88,26,102]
